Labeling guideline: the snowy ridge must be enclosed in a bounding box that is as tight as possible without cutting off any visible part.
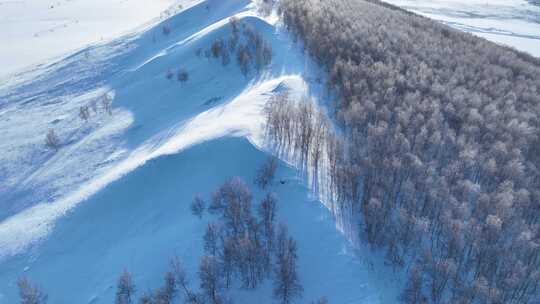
[0,75,302,260]
[0,1,300,253]
[0,0,262,221]
[0,0,401,303]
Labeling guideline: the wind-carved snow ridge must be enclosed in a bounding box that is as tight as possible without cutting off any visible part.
[0,0,348,266]
[0,2,403,302]
[0,0,368,277]
[0,76,300,261]
[0,0,270,259]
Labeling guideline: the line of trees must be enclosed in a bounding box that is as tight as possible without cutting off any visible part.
[269,0,540,302]
[115,177,305,304]
[200,17,273,77]
[13,174,325,304]
[256,0,276,17]
[202,177,303,303]
[17,278,48,304]
[265,93,329,197]
[45,93,114,152]
[255,156,278,189]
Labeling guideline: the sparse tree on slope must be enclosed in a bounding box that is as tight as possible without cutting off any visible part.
[311,297,328,304]
[79,105,90,122]
[255,157,278,189]
[177,69,189,84]
[116,270,136,304]
[237,45,251,77]
[273,225,303,304]
[45,129,60,151]
[161,274,177,303]
[259,192,277,272]
[191,195,205,219]
[170,256,199,303]
[101,93,113,115]
[18,277,47,304]
[199,255,223,304]
[400,266,427,304]
[204,222,220,256]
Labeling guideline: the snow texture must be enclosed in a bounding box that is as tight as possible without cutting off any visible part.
[3,0,536,302]
[383,0,540,57]
[1,0,399,303]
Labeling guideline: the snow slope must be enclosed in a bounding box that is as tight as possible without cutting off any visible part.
[0,138,399,303]
[0,0,198,78]
[0,0,259,221]
[0,0,399,302]
[383,0,540,57]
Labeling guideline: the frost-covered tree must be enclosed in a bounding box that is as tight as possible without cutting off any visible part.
[211,39,225,58]
[45,129,60,151]
[256,0,275,16]
[272,0,540,302]
[273,225,302,304]
[79,105,90,122]
[255,157,278,189]
[177,69,189,84]
[159,271,178,303]
[17,278,47,304]
[236,44,251,77]
[199,255,223,304]
[166,69,174,80]
[116,270,136,304]
[162,25,171,36]
[400,266,427,304]
[184,179,305,303]
[170,257,201,304]
[258,193,277,272]
[191,195,205,219]
[138,292,153,304]
[311,297,328,304]
[210,177,252,236]
[238,231,264,289]
[203,222,220,256]
[101,93,113,115]
[203,19,271,76]
[220,236,237,288]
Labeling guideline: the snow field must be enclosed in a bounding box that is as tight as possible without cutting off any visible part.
[0,0,401,302]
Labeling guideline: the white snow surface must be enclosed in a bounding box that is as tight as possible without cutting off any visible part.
[0,76,292,259]
[383,0,540,57]
[0,0,400,302]
[1,0,537,302]
[0,0,262,259]
[3,0,537,80]
[0,0,198,78]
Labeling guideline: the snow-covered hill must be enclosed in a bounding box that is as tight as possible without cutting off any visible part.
[383,0,540,57]
[0,0,197,78]
[0,136,399,303]
[0,0,399,303]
